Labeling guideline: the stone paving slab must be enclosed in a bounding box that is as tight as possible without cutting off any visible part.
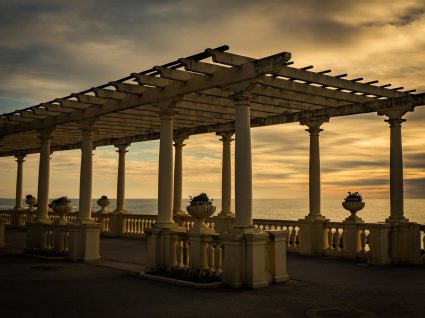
[1,229,425,318]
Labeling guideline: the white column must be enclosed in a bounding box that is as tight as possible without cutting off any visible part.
[157,110,176,227]
[301,117,328,221]
[383,111,408,223]
[173,135,188,216]
[216,131,234,217]
[78,122,95,223]
[114,143,129,214]
[36,128,54,223]
[234,96,254,230]
[14,153,26,211]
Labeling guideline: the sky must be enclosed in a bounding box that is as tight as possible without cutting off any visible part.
[0,0,424,201]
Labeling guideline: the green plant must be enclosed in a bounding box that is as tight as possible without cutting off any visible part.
[25,194,35,200]
[148,266,221,283]
[51,196,71,205]
[189,193,213,205]
[100,195,108,199]
[344,192,362,202]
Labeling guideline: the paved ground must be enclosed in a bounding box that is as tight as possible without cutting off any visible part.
[1,230,424,318]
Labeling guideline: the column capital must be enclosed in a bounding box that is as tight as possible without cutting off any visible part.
[37,127,55,141]
[79,119,97,133]
[378,106,414,120]
[231,94,251,105]
[115,143,130,153]
[300,116,329,134]
[14,152,26,162]
[216,130,235,142]
[173,134,189,147]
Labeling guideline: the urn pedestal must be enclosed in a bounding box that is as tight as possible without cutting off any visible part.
[186,203,216,233]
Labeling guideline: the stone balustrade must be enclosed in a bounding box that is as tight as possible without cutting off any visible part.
[253,219,301,252]
[26,223,69,254]
[2,208,424,265]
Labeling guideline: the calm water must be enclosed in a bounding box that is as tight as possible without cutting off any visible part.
[1,198,424,224]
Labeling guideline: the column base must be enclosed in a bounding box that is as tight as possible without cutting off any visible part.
[213,214,235,233]
[34,217,52,224]
[76,219,96,225]
[385,217,409,224]
[173,210,187,217]
[154,221,179,229]
[232,225,260,234]
[303,214,327,222]
[218,211,234,217]
[113,209,127,214]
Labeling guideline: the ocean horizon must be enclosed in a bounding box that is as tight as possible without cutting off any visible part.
[1,198,424,224]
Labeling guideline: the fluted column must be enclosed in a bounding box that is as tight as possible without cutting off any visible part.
[216,131,234,217]
[234,96,254,231]
[14,153,26,211]
[114,143,129,214]
[157,110,176,228]
[301,117,328,221]
[36,128,55,223]
[379,109,410,223]
[78,121,95,223]
[173,135,188,216]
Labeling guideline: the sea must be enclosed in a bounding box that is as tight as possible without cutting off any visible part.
[2,198,425,224]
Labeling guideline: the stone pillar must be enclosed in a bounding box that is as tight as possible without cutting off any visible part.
[300,117,328,221]
[157,110,176,228]
[114,143,129,214]
[234,96,255,231]
[14,153,26,211]
[173,135,188,216]
[217,131,234,217]
[78,121,95,223]
[36,128,54,223]
[382,110,408,223]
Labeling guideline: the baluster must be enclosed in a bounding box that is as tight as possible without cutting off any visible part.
[207,243,214,271]
[184,240,190,266]
[295,227,300,246]
[360,229,366,253]
[176,240,183,267]
[288,226,294,246]
[327,228,334,250]
[338,229,344,249]
[214,245,223,273]
[291,226,297,246]
[422,231,425,252]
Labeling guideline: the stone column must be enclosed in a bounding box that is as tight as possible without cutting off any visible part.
[78,121,95,223]
[301,117,328,221]
[173,135,188,216]
[36,128,55,223]
[157,110,176,228]
[14,153,26,211]
[216,131,234,217]
[233,96,254,231]
[379,109,410,223]
[114,143,129,214]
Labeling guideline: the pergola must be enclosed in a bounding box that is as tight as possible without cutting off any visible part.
[1,46,424,270]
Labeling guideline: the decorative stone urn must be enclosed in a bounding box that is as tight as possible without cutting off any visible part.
[342,192,365,223]
[51,196,73,224]
[97,195,110,213]
[25,194,37,212]
[186,193,216,233]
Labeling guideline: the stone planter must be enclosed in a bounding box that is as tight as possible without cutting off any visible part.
[97,197,110,213]
[52,202,73,224]
[25,197,37,212]
[186,203,216,233]
[342,200,365,223]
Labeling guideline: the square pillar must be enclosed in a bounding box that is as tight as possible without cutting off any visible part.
[266,230,289,283]
[368,223,391,265]
[68,223,101,261]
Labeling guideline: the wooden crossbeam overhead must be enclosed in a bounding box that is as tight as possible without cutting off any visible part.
[0,45,423,157]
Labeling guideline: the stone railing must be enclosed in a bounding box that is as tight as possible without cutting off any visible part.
[0,210,12,225]
[97,213,156,238]
[253,219,301,252]
[175,214,214,231]
[26,223,70,254]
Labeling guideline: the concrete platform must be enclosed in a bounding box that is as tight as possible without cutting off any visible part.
[1,229,424,318]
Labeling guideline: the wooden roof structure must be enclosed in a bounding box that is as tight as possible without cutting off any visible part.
[1,45,424,157]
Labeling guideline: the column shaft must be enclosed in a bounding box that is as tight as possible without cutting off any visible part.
[157,111,175,226]
[36,130,54,223]
[217,132,234,216]
[308,128,322,218]
[234,98,253,229]
[173,137,187,216]
[78,126,94,223]
[387,118,405,221]
[14,154,26,210]
[115,144,129,213]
